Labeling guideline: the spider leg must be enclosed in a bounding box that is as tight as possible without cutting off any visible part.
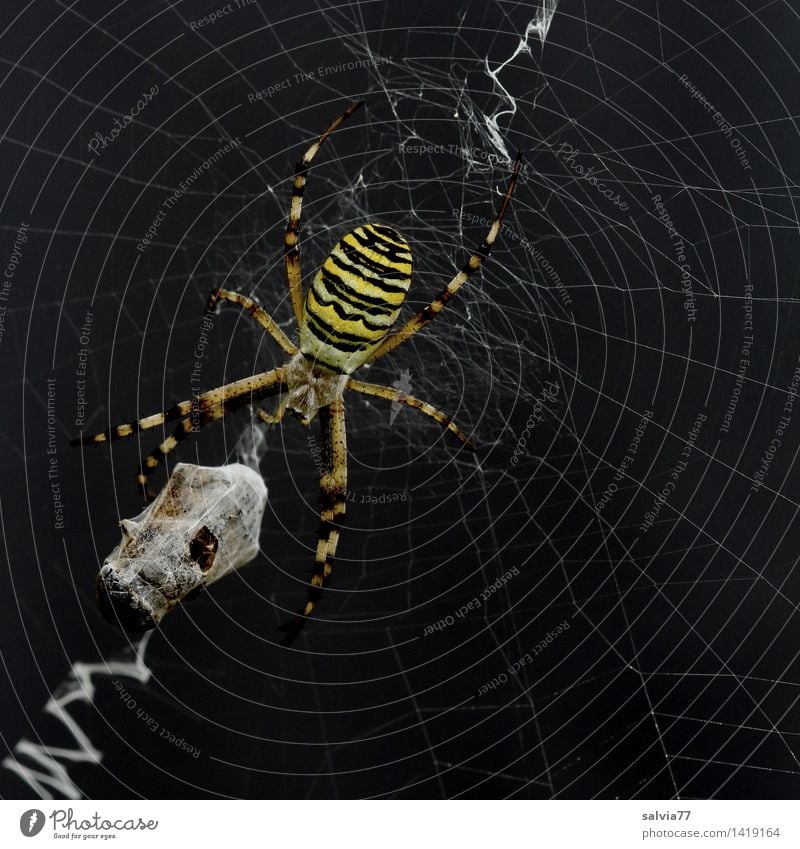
[347,378,474,448]
[366,153,522,364]
[280,396,347,644]
[71,368,286,446]
[206,287,297,357]
[71,403,195,446]
[136,370,287,497]
[72,368,287,495]
[257,393,290,425]
[284,101,364,326]
[136,415,203,497]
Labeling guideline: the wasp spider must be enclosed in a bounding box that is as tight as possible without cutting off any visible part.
[73,101,521,643]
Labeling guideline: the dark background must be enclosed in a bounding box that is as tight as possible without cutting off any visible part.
[1,0,799,799]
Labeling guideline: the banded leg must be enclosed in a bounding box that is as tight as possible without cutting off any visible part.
[347,378,474,448]
[257,393,290,425]
[285,101,364,325]
[367,153,523,363]
[280,397,347,644]
[206,288,297,357]
[71,368,287,447]
[136,414,210,496]
[72,368,286,495]
[136,371,286,496]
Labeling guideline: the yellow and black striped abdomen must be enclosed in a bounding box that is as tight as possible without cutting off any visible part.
[300,223,412,373]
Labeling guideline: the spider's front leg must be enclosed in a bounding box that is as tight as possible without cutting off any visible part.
[279,396,347,644]
[206,287,297,357]
[284,101,364,325]
[366,152,522,364]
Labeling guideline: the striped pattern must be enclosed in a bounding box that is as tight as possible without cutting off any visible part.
[299,223,412,374]
[279,397,347,643]
[285,101,364,325]
[133,370,286,495]
[367,152,522,364]
[71,368,286,497]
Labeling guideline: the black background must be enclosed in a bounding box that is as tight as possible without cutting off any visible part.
[1,0,799,799]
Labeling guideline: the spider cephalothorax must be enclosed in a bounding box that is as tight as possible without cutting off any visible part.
[73,101,521,643]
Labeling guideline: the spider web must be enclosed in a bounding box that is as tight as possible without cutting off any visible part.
[2,0,800,801]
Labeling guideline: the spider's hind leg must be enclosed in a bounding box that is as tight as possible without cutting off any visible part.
[279,397,347,645]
